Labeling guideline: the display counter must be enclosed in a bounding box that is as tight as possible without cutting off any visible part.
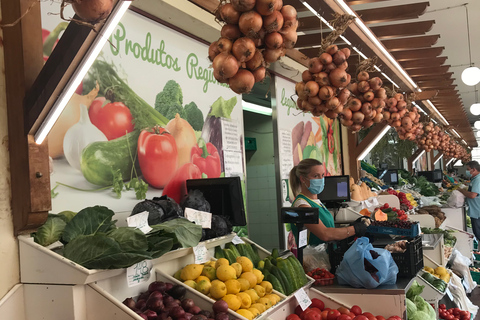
[442,206,467,231]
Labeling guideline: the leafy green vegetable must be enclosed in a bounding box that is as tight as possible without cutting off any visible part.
[61,206,116,243]
[112,169,124,199]
[107,228,148,252]
[155,80,184,120]
[58,210,77,223]
[415,176,439,196]
[34,214,67,246]
[146,236,174,259]
[413,295,436,319]
[208,96,236,119]
[184,101,204,131]
[406,298,417,316]
[406,280,424,300]
[410,310,430,320]
[150,218,202,248]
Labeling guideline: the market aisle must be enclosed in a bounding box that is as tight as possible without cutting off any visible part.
[470,286,480,320]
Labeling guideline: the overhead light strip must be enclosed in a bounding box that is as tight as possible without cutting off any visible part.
[434,153,444,165]
[380,72,399,89]
[452,129,462,138]
[424,99,449,126]
[242,101,273,116]
[412,102,427,115]
[413,150,426,164]
[357,125,390,161]
[446,158,455,166]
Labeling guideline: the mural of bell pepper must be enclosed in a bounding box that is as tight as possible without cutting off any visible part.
[191,138,221,178]
[162,163,202,204]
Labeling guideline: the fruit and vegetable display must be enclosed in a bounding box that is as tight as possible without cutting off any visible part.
[420,270,448,292]
[32,205,202,269]
[285,298,401,320]
[122,280,243,320]
[368,203,408,222]
[421,227,457,248]
[173,256,281,320]
[423,266,451,283]
[438,304,471,320]
[382,189,417,211]
[210,0,298,94]
[350,177,377,202]
[417,206,446,228]
[406,280,436,320]
[306,268,334,286]
[369,219,417,230]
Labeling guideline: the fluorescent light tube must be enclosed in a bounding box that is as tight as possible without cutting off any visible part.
[454,160,463,167]
[452,129,461,138]
[424,100,449,126]
[412,102,427,115]
[35,1,131,144]
[357,125,390,160]
[242,101,272,116]
[380,72,399,88]
[434,153,443,165]
[446,158,455,166]
[413,150,426,164]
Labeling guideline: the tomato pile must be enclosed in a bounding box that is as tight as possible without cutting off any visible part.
[385,189,414,211]
[376,203,408,221]
[307,268,334,286]
[439,304,471,320]
[285,299,401,320]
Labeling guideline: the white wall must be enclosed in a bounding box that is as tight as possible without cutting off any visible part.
[0,6,20,299]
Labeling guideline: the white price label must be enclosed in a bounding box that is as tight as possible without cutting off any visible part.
[185,208,212,229]
[127,260,152,287]
[299,229,308,248]
[232,235,245,245]
[294,288,312,311]
[193,243,210,264]
[126,211,152,234]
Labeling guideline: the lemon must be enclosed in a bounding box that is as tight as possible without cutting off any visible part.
[264,293,280,305]
[231,262,243,277]
[236,308,254,320]
[240,272,257,288]
[210,280,227,299]
[260,281,273,293]
[201,266,217,281]
[252,269,264,284]
[215,258,230,269]
[181,264,204,281]
[248,307,260,317]
[435,266,448,276]
[222,294,242,311]
[196,279,212,295]
[244,289,260,303]
[195,275,211,283]
[236,292,252,309]
[205,260,216,268]
[253,285,266,297]
[225,279,241,294]
[173,269,182,281]
[251,303,266,313]
[258,297,273,310]
[217,265,237,281]
[184,280,197,289]
[238,278,251,291]
[236,256,254,272]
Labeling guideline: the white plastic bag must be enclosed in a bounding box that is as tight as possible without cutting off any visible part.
[303,243,330,272]
[450,249,476,293]
[447,190,466,208]
[449,272,478,317]
[420,196,442,207]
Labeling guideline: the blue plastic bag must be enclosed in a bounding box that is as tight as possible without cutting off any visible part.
[335,237,398,288]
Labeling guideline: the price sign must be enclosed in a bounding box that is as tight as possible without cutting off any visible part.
[127,260,152,287]
[193,243,210,264]
[298,229,308,248]
[294,288,312,310]
[185,208,212,229]
[126,211,152,234]
[232,235,245,245]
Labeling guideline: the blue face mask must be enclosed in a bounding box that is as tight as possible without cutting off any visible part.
[466,170,472,178]
[308,178,325,194]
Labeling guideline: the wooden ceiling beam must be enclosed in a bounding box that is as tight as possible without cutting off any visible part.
[382,35,440,51]
[401,57,447,69]
[296,33,331,48]
[418,79,455,87]
[283,0,306,11]
[420,84,456,90]
[370,20,435,39]
[407,66,451,76]
[411,73,454,81]
[392,47,444,61]
[297,16,330,32]
[355,2,429,24]
[347,0,392,5]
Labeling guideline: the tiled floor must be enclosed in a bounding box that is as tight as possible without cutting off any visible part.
[470,287,480,320]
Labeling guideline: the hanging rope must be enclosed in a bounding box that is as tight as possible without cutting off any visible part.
[0,0,40,28]
[318,13,355,55]
[356,57,378,75]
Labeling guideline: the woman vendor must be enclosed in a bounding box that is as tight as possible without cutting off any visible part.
[289,159,370,245]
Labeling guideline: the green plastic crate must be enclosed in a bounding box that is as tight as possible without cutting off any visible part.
[470,270,480,283]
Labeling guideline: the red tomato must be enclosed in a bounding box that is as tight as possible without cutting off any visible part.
[362,313,376,320]
[137,127,178,188]
[311,308,322,315]
[287,314,302,320]
[321,309,330,320]
[300,308,314,320]
[337,307,350,315]
[295,305,304,316]
[311,299,325,311]
[439,304,447,310]
[305,311,322,320]
[89,98,134,140]
[327,309,341,320]
[376,316,386,320]
[386,317,401,320]
[352,316,368,320]
[350,306,362,316]
[337,315,352,320]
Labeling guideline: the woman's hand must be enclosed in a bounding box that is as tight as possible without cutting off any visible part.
[352,216,371,236]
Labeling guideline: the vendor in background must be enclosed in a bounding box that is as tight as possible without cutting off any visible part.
[289,159,370,245]
[457,161,480,240]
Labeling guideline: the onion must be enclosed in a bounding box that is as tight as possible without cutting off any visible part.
[263,11,284,32]
[350,124,362,132]
[282,28,298,49]
[338,88,350,105]
[302,70,314,82]
[214,68,228,83]
[319,53,332,65]
[318,86,334,100]
[337,61,348,71]
[325,45,338,55]
[394,93,404,101]
[308,95,322,106]
[314,72,330,86]
[327,97,340,110]
[341,118,354,127]
[352,111,365,124]
[334,104,343,114]
[308,57,323,74]
[365,109,376,120]
[398,109,406,117]
[217,37,233,53]
[325,110,338,119]
[166,114,198,167]
[408,112,416,121]
[246,50,264,71]
[357,81,370,93]
[347,82,359,95]
[251,28,266,47]
[371,98,381,109]
[386,97,397,108]
[212,53,240,79]
[302,100,315,112]
[361,102,372,115]
[357,71,369,81]
[219,4,241,24]
[324,62,336,73]
[232,37,256,62]
[71,0,114,23]
[265,32,284,49]
[256,0,277,16]
[341,108,353,120]
[208,41,221,62]
[304,81,320,97]
[263,47,285,63]
[340,47,351,59]
[373,112,383,123]
[363,91,374,102]
[375,88,387,100]
[239,11,263,36]
[253,67,267,82]
[389,106,398,113]
[228,69,255,94]
[348,98,362,112]
[333,50,346,66]
[391,112,400,121]
[221,24,242,41]
[392,120,401,128]
[281,5,297,21]
[231,0,256,12]
[295,82,305,96]
[369,77,383,91]
[329,68,348,88]
[396,100,407,111]
[297,98,305,110]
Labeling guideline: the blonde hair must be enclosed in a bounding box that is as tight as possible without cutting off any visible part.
[289,159,322,198]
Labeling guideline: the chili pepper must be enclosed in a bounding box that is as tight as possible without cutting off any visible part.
[327,123,334,154]
[162,163,202,204]
[191,138,222,178]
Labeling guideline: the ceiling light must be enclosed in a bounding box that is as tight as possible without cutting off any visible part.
[475,121,480,130]
[424,100,449,126]
[357,125,390,160]
[454,160,463,167]
[412,102,427,115]
[35,1,132,144]
[462,67,480,86]
[413,150,426,164]
[446,158,455,166]
[242,101,272,116]
[434,154,444,165]
[470,102,480,115]
[476,131,480,138]
[452,129,461,139]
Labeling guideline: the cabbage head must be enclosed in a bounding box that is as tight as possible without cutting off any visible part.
[406,298,417,319]
[414,295,436,320]
[410,311,430,320]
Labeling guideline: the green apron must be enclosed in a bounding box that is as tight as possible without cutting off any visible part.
[291,194,335,246]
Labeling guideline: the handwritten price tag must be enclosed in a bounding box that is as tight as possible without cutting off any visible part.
[126,211,152,234]
[294,288,312,310]
[193,243,210,264]
[298,229,308,248]
[127,260,152,287]
[232,235,245,245]
[185,208,212,229]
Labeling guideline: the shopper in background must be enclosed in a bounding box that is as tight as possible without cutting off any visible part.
[288,159,370,245]
[458,160,480,240]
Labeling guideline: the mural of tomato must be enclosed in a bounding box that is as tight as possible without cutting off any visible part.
[89,98,135,140]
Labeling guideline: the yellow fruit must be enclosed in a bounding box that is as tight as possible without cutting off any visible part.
[435,267,448,276]
[181,264,204,281]
[251,303,266,313]
[215,258,230,269]
[238,278,251,291]
[195,276,211,283]
[210,280,227,299]
[231,262,243,277]
[260,281,273,293]
[441,274,450,283]
[197,279,212,295]
[252,269,264,284]
[253,285,266,297]
[217,265,237,281]
[424,266,434,273]
[245,289,260,303]
[225,279,241,294]
[258,297,273,310]
[264,293,280,305]
[236,309,254,320]
[202,266,217,281]
[236,292,252,309]
[222,294,242,311]
[236,256,254,272]
[173,269,182,281]
[248,307,260,317]
[184,280,197,289]
[205,260,216,268]
[240,272,257,288]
